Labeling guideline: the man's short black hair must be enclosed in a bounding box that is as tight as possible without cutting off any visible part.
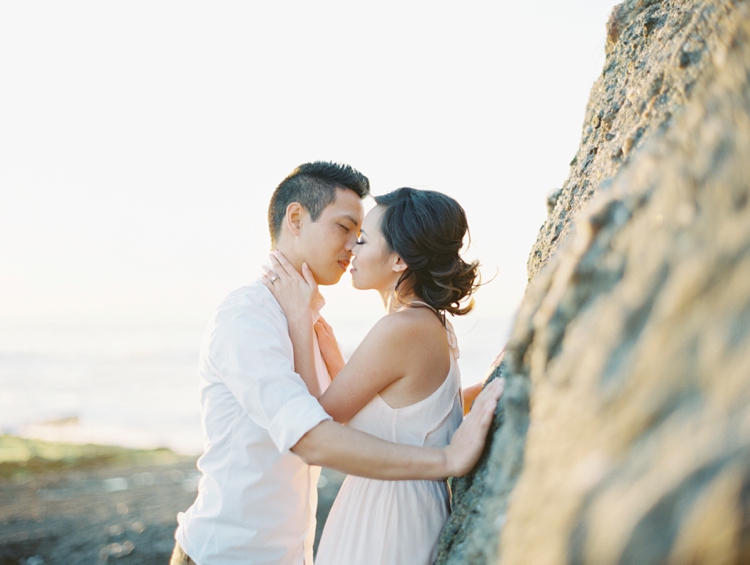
[267,161,370,245]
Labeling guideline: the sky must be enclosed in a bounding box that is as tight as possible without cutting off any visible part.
[0,1,620,358]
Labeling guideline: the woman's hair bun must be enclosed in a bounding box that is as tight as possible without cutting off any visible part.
[374,187,480,317]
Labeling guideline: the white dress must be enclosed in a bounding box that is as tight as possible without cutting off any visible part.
[315,323,464,565]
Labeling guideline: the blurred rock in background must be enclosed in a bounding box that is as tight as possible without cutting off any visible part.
[438,0,750,563]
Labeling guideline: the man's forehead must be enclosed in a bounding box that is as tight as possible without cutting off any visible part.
[315,187,364,224]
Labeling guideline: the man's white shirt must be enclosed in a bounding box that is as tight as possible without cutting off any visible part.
[176,281,332,565]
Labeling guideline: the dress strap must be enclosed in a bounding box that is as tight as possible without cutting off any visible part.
[396,299,437,315]
[444,319,460,359]
[406,299,433,310]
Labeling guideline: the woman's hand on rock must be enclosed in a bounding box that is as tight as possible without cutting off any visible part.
[444,378,505,477]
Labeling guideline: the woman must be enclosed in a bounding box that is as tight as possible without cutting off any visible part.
[264,187,491,565]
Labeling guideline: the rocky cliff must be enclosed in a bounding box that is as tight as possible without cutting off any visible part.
[438,1,750,563]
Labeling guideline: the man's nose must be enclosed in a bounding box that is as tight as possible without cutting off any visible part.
[344,233,358,252]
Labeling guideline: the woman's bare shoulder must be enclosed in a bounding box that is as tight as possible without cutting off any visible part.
[365,307,446,350]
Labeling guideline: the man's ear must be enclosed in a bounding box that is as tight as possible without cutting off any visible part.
[392,255,408,273]
[285,202,303,237]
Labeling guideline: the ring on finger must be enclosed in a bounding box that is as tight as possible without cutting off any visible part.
[270,275,279,284]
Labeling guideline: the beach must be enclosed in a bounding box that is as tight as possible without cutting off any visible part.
[0,317,504,563]
[0,435,344,564]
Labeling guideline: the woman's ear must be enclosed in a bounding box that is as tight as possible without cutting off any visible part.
[392,255,408,273]
[285,202,303,236]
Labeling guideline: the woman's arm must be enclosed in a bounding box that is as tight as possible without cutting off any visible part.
[285,309,321,398]
[263,253,322,398]
[292,378,505,479]
[314,316,345,379]
[264,253,410,421]
[462,382,484,416]
[265,252,432,424]
[316,314,418,423]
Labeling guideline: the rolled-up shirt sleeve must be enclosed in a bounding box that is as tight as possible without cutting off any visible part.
[206,297,331,454]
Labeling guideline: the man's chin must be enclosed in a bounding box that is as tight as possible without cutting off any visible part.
[316,271,345,286]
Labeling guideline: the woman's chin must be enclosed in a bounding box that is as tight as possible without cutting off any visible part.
[350,276,370,291]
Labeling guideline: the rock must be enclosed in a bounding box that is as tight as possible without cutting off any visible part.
[547,188,563,215]
[98,540,135,561]
[438,1,750,563]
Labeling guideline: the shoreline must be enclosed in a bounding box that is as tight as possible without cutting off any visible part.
[0,435,343,564]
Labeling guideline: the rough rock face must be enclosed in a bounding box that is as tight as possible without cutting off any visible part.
[437,1,750,563]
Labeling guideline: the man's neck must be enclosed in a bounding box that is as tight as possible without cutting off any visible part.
[272,243,304,274]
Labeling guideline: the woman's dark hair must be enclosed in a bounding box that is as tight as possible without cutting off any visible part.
[374,187,479,318]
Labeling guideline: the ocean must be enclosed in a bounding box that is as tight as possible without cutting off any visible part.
[0,316,510,455]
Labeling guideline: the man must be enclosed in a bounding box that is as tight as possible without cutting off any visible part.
[172,162,503,565]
